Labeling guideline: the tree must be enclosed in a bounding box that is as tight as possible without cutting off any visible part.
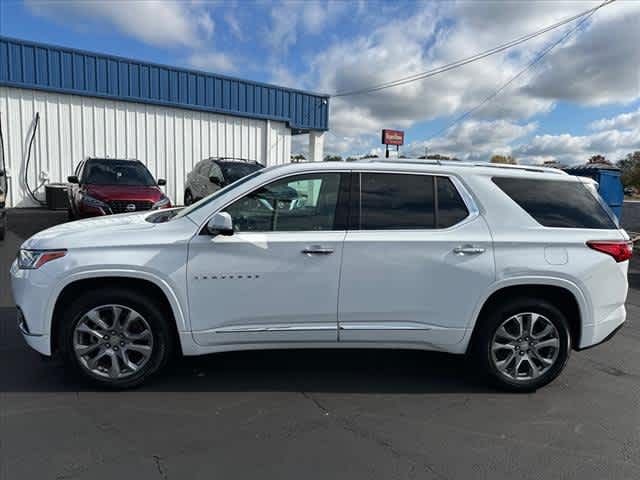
[490,155,517,165]
[360,154,379,159]
[290,153,306,163]
[617,151,640,187]
[323,155,343,162]
[588,154,612,165]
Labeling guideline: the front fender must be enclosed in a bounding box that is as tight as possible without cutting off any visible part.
[45,268,189,336]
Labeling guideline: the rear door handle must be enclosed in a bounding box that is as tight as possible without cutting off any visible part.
[453,245,485,255]
[302,246,334,255]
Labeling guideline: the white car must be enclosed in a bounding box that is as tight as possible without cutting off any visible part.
[11,160,631,391]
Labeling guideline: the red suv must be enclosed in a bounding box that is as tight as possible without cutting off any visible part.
[67,158,171,219]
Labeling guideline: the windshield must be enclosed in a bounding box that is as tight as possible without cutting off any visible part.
[82,160,156,186]
[220,162,264,183]
[174,169,266,219]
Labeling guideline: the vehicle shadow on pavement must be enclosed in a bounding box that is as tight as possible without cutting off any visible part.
[1,313,490,394]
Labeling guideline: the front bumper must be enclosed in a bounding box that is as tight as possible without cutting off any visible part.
[15,306,51,355]
[10,259,54,355]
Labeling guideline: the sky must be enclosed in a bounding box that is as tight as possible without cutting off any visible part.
[1,0,639,165]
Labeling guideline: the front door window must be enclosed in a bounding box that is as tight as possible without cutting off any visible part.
[223,173,342,232]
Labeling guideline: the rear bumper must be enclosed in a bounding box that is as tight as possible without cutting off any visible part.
[576,321,624,351]
[578,304,626,350]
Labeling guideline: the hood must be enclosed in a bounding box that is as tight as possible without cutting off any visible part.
[23,211,157,250]
[22,209,197,250]
[85,184,163,202]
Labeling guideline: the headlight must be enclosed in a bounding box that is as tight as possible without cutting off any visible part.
[18,249,67,269]
[81,194,108,208]
[152,195,171,210]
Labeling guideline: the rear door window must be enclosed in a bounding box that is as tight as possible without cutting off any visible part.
[359,173,435,230]
[492,177,617,229]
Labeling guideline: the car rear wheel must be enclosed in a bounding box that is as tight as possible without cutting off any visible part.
[60,288,173,389]
[184,190,193,206]
[473,297,571,392]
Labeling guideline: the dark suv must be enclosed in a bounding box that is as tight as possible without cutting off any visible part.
[183,157,264,205]
[67,158,171,219]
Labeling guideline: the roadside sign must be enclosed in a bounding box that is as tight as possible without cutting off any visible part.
[381,129,404,146]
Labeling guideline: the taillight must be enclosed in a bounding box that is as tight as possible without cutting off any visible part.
[586,240,633,262]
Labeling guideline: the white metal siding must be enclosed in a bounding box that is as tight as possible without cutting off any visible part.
[0,86,292,207]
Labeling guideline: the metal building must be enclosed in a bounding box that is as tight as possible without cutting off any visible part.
[0,36,329,207]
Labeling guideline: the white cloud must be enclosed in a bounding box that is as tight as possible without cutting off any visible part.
[523,5,640,106]
[590,108,640,131]
[188,52,236,74]
[224,11,245,41]
[302,1,328,34]
[264,0,348,53]
[297,0,640,156]
[269,65,298,89]
[26,0,214,48]
[408,120,538,161]
[515,126,640,165]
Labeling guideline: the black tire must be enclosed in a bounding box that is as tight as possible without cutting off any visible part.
[184,190,193,206]
[67,207,75,221]
[59,288,173,389]
[0,214,5,241]
[472,297,571,392]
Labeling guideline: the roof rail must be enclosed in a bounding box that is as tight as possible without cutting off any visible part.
[357,158,566,175]
[468,162,566,175]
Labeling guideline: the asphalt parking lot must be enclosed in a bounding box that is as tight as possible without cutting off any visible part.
[1,208,640,480]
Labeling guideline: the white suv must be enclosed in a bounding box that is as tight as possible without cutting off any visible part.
[11,160,631,391]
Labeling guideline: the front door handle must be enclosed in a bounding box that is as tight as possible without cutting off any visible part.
[302,246,334,255]
[453,245,485,255]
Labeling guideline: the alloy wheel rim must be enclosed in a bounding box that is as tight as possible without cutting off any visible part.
[73,304,154,380]
[490,312,560,382]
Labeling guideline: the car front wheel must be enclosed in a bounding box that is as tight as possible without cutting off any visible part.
[60,288,173,389]
[473,297,571,392]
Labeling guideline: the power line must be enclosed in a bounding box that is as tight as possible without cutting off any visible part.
[430,0,609,139]
[332,0,614,98]
[290,0,614,158]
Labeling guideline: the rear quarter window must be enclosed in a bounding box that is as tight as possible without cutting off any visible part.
[437,177,469,228]
[492,177,616,229]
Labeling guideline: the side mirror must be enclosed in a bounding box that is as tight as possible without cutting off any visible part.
[157,178,166,186]
[209,175,223,186]
[67,175,79,184]
[206,212,233,236]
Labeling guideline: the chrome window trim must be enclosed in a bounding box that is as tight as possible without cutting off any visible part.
[200,167,482,234]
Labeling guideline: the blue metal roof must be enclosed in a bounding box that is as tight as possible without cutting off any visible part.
[0,36,329,131]
[564,163,620,173]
